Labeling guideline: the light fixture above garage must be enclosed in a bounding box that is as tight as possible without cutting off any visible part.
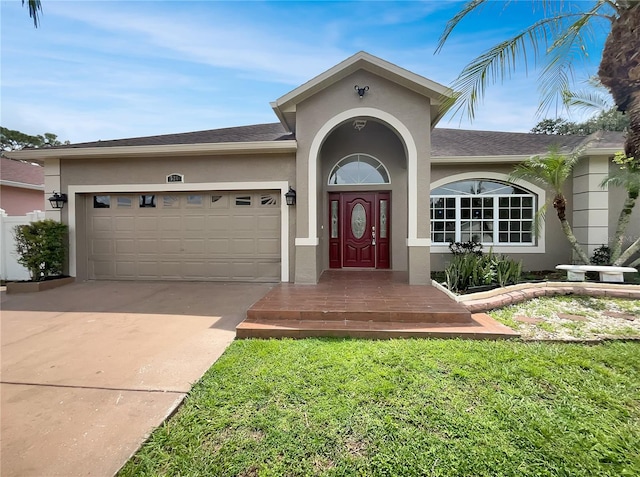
[285,187,296,206]
[48,191,68,209]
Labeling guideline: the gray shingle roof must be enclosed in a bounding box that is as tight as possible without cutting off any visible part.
[62,123,294,148]
[49,122,623,157]
[430,128,587,156]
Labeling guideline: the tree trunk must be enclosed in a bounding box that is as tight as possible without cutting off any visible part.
[610,191,639,263]
[598,3,640,164]
[614,235,640,267]
[553,193,590,263]
[559,218,591,264]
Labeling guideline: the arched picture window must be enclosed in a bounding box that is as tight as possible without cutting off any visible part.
[328,153,390,185]
[430,179,536,246]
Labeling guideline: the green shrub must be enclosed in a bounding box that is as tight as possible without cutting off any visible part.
[14,219,68,281]
[445,249,522,293]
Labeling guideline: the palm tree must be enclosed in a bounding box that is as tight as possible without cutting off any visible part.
[436,1,640,168]
[509,147,591,264]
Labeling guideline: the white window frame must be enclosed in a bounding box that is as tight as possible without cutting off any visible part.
[328,153,391,186]
[430,172,546,254]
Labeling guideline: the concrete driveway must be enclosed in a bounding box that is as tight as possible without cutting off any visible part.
[0,280,272,477]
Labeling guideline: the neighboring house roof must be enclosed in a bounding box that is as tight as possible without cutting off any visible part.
[0,157,44,189]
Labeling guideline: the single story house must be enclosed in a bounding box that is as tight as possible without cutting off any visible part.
[0,157,45,216]
[8,52,637,284]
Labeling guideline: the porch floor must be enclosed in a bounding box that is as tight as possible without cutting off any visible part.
[237,270,519,340]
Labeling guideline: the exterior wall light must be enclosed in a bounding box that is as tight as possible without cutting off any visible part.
[285,187,296,206]
[48,191,68,209]
[354,85,369,98]
[353,119,367,131]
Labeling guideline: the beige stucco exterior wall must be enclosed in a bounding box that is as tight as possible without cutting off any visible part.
[293,70,433,283]
[430,163,573,271]
[59,153,296,280]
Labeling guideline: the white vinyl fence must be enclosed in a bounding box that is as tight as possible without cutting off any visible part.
[0,209,46,281]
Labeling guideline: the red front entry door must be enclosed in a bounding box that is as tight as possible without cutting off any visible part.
[329,192,390,269]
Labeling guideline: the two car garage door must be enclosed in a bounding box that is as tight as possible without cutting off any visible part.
[86,191,281,282]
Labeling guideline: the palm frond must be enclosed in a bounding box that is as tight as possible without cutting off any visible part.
[443,14,581,120]
[536,2,613,116]
[533,202,548,238]
[440,2,614,121]
[22,0,42,28]
[435,0,489,54]
[600,166,640,192]
[509,146,583,194]
[563,88,613,112]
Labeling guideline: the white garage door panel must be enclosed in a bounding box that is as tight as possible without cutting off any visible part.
[87,191,281,282]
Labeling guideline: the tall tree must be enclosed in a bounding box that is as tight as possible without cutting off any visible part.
[531,107,629,135]
[598,3,640,163]
[1,126,66,153]
[436,0,640,167]
[22,0,43,28]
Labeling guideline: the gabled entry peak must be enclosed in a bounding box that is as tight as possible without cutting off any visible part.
[271,51,453,132]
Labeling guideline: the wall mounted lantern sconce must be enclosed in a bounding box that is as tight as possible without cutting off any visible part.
[48,191,68,209]
[285,187,297,206]
[354,85,369,99]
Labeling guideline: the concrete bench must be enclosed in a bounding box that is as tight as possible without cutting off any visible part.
[556,264,638,283]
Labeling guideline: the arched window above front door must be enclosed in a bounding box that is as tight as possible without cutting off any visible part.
[328,153,390,185]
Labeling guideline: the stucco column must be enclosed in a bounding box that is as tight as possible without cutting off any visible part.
[293,143,320,284]
[572,156,609,258]
[407,124,432,285]
[44,158,62,222]
[407,152,432,285]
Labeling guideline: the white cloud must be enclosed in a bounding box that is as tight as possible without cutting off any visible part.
[1,0,606,143]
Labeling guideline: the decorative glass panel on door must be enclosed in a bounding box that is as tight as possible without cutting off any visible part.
[380,200,388,238]
[351,203,366,239]
[331,200,339,238]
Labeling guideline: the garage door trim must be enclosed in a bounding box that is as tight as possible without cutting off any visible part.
[68,181,291,281]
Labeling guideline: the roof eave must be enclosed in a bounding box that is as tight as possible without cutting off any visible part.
[273,51,454,116]
[270,101,294,133]
[431,155,535,164]
[4,140,298,161]
[0,180,45,191]
[432,144,622,164]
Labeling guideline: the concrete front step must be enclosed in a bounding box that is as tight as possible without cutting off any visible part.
[237,313,520,340]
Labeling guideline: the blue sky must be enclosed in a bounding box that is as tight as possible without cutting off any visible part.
[1,1,610,144]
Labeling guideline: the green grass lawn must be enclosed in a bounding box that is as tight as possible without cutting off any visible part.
[120,339,640,477]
